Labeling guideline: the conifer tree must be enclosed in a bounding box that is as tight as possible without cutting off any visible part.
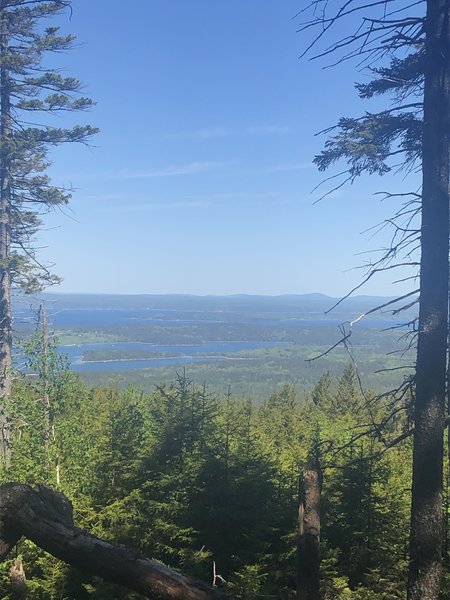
[0,0,97,406]
[300,2,449,596]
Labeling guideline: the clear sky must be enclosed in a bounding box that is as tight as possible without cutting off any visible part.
[36,0,417,297]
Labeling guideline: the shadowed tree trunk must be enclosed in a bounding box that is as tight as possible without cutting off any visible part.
[408,1,450,599]
[296,0,448,595]
[297,459,322,600]
[0,484,225,600]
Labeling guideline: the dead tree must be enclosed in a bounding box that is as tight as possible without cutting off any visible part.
[297,459,322,600]
[10,558,27,600]
[0,483,226,600]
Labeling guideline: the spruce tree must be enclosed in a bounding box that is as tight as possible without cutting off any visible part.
[0,0,97,409]
[300,2,450,596]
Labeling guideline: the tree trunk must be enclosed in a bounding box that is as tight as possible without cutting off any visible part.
[39,305,53,479]
[297,461,322,600]
[0,483,226,600]
[10,558,28,600]
[0,2,12,463]
[407,1,450,599]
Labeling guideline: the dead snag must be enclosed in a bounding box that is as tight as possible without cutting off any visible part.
[297,460,322,600]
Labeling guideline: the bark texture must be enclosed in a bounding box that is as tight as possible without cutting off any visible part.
[10,558,28,599]
[408,1,450,599]
[0,3,12,395]
[0,483,225,600]
[0,2,12,463]
[297,462,322,600]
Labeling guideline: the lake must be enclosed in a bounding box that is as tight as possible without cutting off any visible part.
[14,301,409,373]
[60,341,286,372]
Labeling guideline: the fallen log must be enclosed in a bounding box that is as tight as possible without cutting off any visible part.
[0,483,225,600]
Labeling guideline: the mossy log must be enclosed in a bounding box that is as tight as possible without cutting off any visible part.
[0,483,224,600]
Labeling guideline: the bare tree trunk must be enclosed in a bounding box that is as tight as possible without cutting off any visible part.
[0,2,12,463]
[39,305,54,480]
[10,558,28,600]
[407,1,450,599]
[0,483,226,600]
[297,461,322,600]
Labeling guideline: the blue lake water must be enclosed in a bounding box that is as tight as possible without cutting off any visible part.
[59,341,286,372]
[14,306,407,373]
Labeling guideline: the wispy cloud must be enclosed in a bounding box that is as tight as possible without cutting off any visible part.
[114,200,216,212]
[163,125,292,139]
[268,162,313,172]
[165,128,231,140]
[245,125,292,135]
[110,161,229,179]
[80,193,130,202]
[207,192,277,201]
[112,191,283,213]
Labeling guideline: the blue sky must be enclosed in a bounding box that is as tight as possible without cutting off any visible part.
[36,0,417,296]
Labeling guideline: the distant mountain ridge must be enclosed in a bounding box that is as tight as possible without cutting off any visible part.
[13,291,411,321]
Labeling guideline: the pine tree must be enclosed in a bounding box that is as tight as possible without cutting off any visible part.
[0,0,97,407]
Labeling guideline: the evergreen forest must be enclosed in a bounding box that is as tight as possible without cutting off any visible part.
[0,0,449,599]
[0,332,418,599]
